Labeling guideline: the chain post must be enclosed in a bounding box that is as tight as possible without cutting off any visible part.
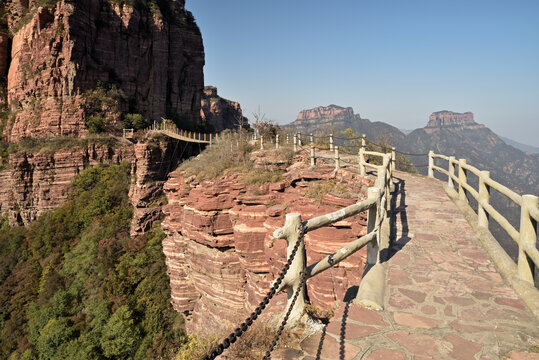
[335,146,340,170]
[329,133,333,151]
[293,133,297,152]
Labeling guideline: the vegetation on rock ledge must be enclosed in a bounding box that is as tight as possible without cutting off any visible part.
[0,164,185,359]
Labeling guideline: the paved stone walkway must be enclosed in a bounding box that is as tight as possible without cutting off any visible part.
[275,171,538,360]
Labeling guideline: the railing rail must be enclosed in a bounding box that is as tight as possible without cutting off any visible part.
[149,118,218,145]
[428,151,538,285]
[270,137,394,328]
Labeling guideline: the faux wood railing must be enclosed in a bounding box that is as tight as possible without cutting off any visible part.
[150,118,218,144]
[428,151,539,285]
[270,140,394,325]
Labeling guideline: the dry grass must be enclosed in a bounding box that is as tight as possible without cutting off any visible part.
[176,323,295,360]
[179,134,254,181]
[305,179,351,204]
[241,169,284,186]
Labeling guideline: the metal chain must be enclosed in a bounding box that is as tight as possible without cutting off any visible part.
[262,270,308,360]
[203,236,304,360]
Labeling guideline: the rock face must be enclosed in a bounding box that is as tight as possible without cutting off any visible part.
[0,140,134,225]
[162,152,373,333]
[200,86,249,132]
[297,105,355,121]
[425,111,483,131]
[287,104,405,145]
[4,0,204,141]
[129,134,203,236]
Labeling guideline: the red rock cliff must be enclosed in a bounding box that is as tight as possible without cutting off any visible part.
[4,0,204,141]
[426,111,483,129]
[200,86,249,132]
[161,153,373,333]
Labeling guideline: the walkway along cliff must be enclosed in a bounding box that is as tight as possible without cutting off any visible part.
[161,131,538,359]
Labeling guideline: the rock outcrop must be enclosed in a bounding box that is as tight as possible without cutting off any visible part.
[4,0,204,141]
[297,105,355,121]
[425,111,484,131]
[200,86,249,132]
[287,104,405,145]
[162,151,373,333]
[0,139,134,225]
[129,134,203,236]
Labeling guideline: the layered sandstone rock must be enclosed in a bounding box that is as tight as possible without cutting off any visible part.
[200,86,249,132]
[0,140,134,225]
[426,111,484,130]
[4,0,204,141]
[129,134,203,236]
[162,151,373,333]
[297,105,355,121]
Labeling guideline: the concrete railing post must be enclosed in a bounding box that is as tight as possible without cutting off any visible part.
[273,213,307,326]
[518,195,538,284]
[293,133,297,152]
[478,171,490,228]
[391,147,396,173]
[310,133,314,145]
[260,135,264,150]
[359,147,366,176]
[361,134,366,149]
[329,134,333,151]
[298,133,302,147]
[428,150,434,178]
[366,187,381,264]
[458,159,468,203]
[310,145,315,167]
[286,134,289,145]
[448,156,456,188]
[334,146,340,170]
[276,134,280,150]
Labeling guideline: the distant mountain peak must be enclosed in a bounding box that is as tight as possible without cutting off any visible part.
[297,105,355,121]
[426,110,484,131]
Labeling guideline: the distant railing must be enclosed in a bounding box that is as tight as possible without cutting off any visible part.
[428,151,539,285]
[150,118,218,144]
[205,133,395,359]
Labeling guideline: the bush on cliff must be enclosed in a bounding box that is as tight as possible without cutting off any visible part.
[0,164,185,359]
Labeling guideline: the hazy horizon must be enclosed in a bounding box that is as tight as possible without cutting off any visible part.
[187,0,539,147]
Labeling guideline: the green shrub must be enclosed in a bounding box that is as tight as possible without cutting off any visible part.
[123,113,148,130]
[0,165,185,359]
[86,115,107,134]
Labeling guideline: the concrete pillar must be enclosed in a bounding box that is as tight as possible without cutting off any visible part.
[428,151,434,178]
[448,156,456,188]
[458,159,468,203]
[335,146,340,170]
[293,134,297,152]
[276,134,280,150]
[366,187,380,265]
[329,134,334,151]
[310,145,315,167]
[518,195,538,284]
[478,171,490,228]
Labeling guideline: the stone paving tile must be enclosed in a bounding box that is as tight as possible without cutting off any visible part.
[276,171,538,360]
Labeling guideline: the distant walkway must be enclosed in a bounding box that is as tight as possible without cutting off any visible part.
[277,171,538,360]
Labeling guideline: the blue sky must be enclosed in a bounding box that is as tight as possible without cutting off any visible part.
[186,0,539,146]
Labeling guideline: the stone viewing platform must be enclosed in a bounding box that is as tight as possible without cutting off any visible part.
[276,171,538,360]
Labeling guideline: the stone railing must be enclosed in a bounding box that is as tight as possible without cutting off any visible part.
[428,151,539,315]
[270,140,394,326]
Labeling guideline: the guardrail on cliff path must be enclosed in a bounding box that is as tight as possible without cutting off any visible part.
[205,134,395,360]
[150,118,218,144]
[428,151,539,317]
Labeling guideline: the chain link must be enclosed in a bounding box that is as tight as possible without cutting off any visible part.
[203,236,304,360]
[262,270,308,360]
